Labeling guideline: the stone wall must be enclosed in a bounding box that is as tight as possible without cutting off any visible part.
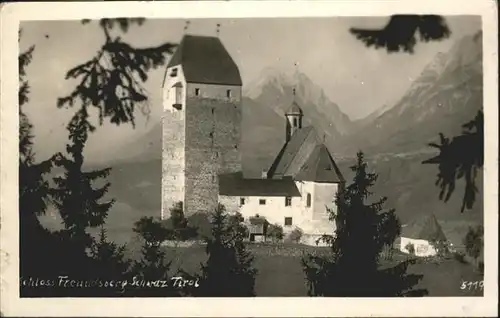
[161,108,185,219]
[161,66,186,219]
[184,85,242,215]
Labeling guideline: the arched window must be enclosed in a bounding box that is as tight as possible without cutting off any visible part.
[306,193,311,207]
[172,82,183,110]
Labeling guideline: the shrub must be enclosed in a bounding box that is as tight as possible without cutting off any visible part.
[287,227,303,243]
[267,224,284,242]
[453,251,468,264]
[405,242,416,255]
[187,212,212,240]
[228,212,250,240]
[162,202,198,241]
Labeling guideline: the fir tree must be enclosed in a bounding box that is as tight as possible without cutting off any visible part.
[195,204,257,297]
[302,152,427,297]
[18,39,57,283]
[50,107,115,260]
[88,226,131,296]
[350,15,450,54]
[130,216,179,296]
[19,19,176,296]
[423,111,483,212]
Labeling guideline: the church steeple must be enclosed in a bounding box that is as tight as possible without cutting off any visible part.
[285,88,303,142]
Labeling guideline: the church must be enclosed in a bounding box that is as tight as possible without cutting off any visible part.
[161,33,345,245]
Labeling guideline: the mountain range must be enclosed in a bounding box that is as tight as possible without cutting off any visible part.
[41,31,483,246]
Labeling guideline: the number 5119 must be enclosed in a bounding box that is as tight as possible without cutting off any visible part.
[460,280,484,290]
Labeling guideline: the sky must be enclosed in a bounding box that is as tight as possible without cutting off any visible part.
[20,16,481,163]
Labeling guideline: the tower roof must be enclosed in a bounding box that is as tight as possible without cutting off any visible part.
[166,35,242,86]
[295,144,345,183]
[267,126,316,178]
[286,101,303,116]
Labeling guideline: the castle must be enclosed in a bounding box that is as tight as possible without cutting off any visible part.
[161,34,344,244]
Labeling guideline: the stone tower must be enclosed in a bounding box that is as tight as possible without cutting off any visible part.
[285,89,304,142]
[161,34,243,219]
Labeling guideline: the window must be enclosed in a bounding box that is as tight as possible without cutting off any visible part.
[170,68,178,77]
[284,217,293,226]
[259,199,266,205]
[240,198,245,206]
[226,89,232,98]
[285,196,292,207]
[306,193,311,207]
[195,88,200,96]
[293,118,298,127]
[179,201,183,211]
[174,85,182,106]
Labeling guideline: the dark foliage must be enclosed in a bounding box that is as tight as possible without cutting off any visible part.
[57,18,176,128]
[50,111,115,250]
[186,212,212,240]
[18,40,61,291]
[350,15,451,53]
[228,211,250,240]
[193,204,257,297]
[267,223,284,242]
[463,225,484,269]
[87,227,132,296]
[423,111,483,212]
[19,18,176,297]
[162,202,198,241]
[130,216,181,296]
[286,227,303,243]
[302,152,427,297]
[405,242,416,256]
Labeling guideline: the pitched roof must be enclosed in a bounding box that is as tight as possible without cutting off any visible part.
[295,144,345,183]
[218,172,301,197]
[166,35,242,86]
[418,214,447,242]
[267,126,317,178]
[401,214,447,242]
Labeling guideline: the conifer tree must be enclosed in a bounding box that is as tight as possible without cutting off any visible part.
[19,19,176,295]
[195,204,256,297]
[423,111,483,212]
[50,107,115,269]
[18,40,57,282]
[302,152,427,297]
[129,216,182,296]
[88,226,131,296]
[350,15,450,54]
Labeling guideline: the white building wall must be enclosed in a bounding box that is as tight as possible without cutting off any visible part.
[161,65,187,219]
[220,195,305,233]
[218,180,338,240]
[400,237,437,257]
